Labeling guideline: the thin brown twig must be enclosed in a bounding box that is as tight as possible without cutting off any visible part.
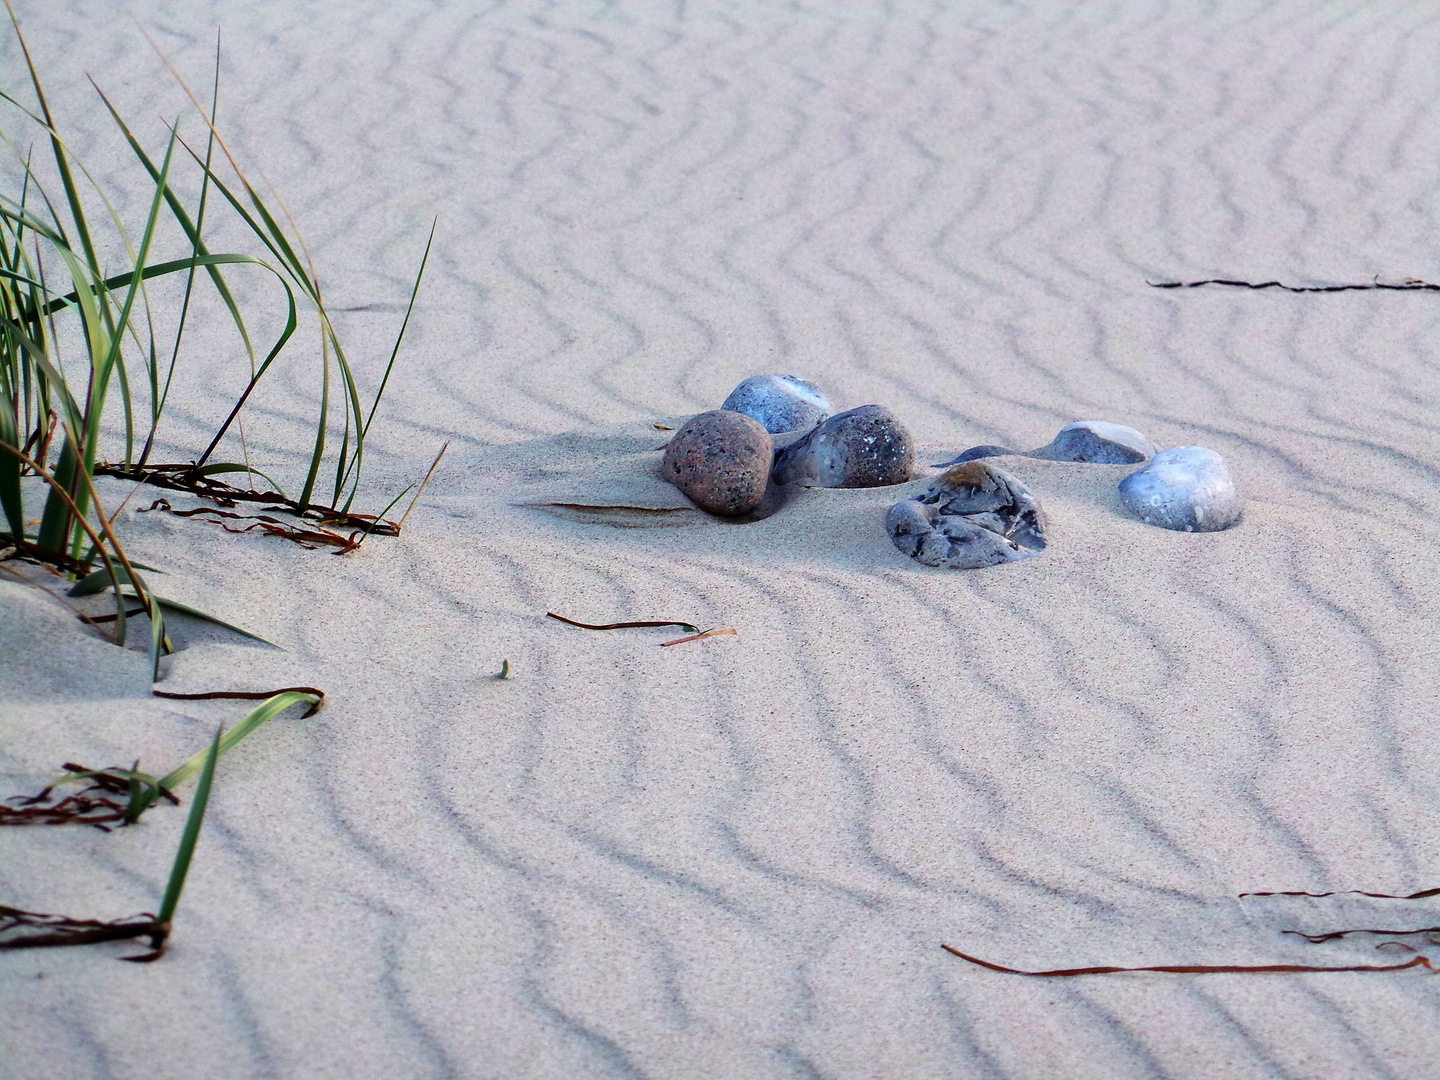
[660,628,737,647]
[139,499,365,553]
[940,944,1436,976]
[152,685,325,719]
[395,440,448,534]
[547,612,700,633]
[1149,276,1440,293]
[0,905,167,961]
[1241,887,1440,900]
[1282,926,1440,944]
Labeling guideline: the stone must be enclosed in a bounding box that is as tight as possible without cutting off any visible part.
[941,444,1017,465]
[1036,421,1158,463]
[886,461,1047,569]
[935,420,1158,467]
[1117,446,1242,532]
[660,410,773,516]
[720,375,832,434]
[771,405,915,488]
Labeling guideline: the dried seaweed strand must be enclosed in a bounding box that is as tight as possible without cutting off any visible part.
[139,498,364,553]
[940,944,1434,976]
[547,612,699,633]
[2,761,181,829]
[1283,926,1440,944]
[93,463,400,535]
[152,685,326,719]
[660,628,737,647]
[0,906,165,957]
[1149,277,1440,293]
[1240,888,1440,900]
[0,793,126,828]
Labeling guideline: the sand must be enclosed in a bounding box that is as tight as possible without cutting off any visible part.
[5,3,1440,1078]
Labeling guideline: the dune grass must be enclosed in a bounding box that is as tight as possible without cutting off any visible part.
[0,5,431,609]
[0,5,428,960]
[1,724,222,960]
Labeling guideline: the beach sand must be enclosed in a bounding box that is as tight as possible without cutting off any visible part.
[5,3,1440,1078]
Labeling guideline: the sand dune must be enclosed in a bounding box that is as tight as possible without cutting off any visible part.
[6,3,1440,1078]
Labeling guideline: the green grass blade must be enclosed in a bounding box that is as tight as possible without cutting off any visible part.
[336,219,435,508]
[29,252,279,318]
[90,78,255,370]
[146,587,166,682]
[158,690,317,792]
[187,462,287,498]
[0,389,23,537]
[155,724,220,926]
[143,593,276,647]
[66,560,164,596]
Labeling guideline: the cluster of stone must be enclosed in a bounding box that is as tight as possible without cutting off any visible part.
[888,421,1243,570]
[662,375,916,518]
[660,385,1243,561]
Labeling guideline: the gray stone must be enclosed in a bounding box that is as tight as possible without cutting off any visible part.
[771,405,915,488]
[720,375,832,434]
[1117,446,1242,532]
[886,462,1047,569]
[935,420,1158,467]
[660,410,773,516]
[1037,421,1158,463]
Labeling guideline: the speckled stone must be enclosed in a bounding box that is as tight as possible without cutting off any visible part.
[771,405,915,488]
[1117,446,1242,532]
[660,410,773,516]
[886,462,1047,569]
[936,420,1158,467]
[720,375,833,434]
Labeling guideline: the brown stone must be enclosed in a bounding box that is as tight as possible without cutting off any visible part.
[661,410,772,516]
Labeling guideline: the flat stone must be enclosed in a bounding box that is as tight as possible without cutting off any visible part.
[720,375,832,434]
[1036,421,1158,463]
[935,420,1158,467]
[886,462,1047,569]
[1117,446,1242,532]
[660,410,773,516]
[771,404,914,488]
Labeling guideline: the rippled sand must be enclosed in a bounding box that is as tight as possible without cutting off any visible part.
[6,4,1440,1078]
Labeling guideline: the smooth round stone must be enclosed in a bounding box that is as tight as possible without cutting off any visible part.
[1117,446,1242,532]
[720,375,832,434]
[886,462,1047,569]
[771,405,915,488]
[660,410,772,516]
[934,420,1158,467]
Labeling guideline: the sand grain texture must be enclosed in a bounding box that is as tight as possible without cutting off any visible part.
[5,3,1440,1078]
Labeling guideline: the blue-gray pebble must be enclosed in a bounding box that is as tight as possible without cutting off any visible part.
[720,375,832,434]
[886,461,1047,569]
[772,404,914,488]
[1117,446,1242,532]
[935,420,1157,467]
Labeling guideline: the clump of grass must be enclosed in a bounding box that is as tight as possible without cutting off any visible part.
[1,5,434,609]
[2,689,319,960]
[1,723,221,961]
[0,5,429,965]
[3,688,321,827]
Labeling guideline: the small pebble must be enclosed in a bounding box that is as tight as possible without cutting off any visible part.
[1117,446,1242,532]
[936,420,1158,467]
[886,461,1047,569]
[720,375,832,434]
[771,405,915,488]
[661,410,773,516]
